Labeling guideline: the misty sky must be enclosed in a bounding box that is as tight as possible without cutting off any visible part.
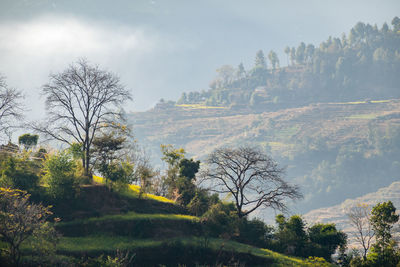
[0,0,399,120]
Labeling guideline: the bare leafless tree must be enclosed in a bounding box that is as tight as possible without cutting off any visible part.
[33,60,132,176]
[347,203,375,260]
[0,76,23,138]
[200,146,302,218]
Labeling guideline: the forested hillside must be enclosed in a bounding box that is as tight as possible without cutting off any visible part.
[129,17,400,214]
[174,17,400,109]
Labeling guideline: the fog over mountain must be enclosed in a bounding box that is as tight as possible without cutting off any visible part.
[0,0,399,121]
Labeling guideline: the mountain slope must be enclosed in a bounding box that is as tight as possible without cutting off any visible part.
[303,181,400,248]
[129,99,400,213]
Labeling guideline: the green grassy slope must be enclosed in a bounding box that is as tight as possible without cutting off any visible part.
[49,181,330,266]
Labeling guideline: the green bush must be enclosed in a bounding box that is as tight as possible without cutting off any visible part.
[0,154,39,192]
[42,151,78,201]
[237,218,274,248]
[201,202,239,238]
[308,223,347,261]
[187,190,210,216]
[274,214,309,257]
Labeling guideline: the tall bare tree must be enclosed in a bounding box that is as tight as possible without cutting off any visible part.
[33,60,132,176]
[0,76,23,138]
[201,146,302,218]
[347,204,375,260]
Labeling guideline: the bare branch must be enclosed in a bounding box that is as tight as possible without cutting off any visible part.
[33,59,132,176]
[0,76,24,137]
[347,203,375,260]
[201,146,302,218]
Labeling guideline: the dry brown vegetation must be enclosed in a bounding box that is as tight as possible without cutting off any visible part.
[130,99,400,161]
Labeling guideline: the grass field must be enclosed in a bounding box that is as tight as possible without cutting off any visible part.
[175,103,227,109]
[92,175,174,203]
[58,211,198,227]
[346,113,379,120]
[55,235,331,266]
[336,99,391,105]
[42,176,332,266]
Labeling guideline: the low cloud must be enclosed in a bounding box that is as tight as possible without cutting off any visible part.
[0,15,175,118]
[0,15,156,65]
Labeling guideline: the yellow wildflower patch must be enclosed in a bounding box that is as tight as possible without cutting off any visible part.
[92,175,174,203]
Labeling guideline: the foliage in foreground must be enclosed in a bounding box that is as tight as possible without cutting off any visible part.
[344,201,400,267]
[0,187,59,266]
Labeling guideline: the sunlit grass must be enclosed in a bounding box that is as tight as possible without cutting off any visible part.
[55,236,331,266]
[371,100,390,103]
[335,100,367,104]
[346,113,379,120]
[92,175,105,184]
[345,101,367,104]
[58,211,198,227]
[92,175,174,203]
[175,104,226,109]
[58,236,161,252]
[336,99,391,105]
[127,184,174,203]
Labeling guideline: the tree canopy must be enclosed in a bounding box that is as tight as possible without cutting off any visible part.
[18,133,39,150]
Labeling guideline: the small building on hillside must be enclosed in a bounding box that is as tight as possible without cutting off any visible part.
[0,142,19,154]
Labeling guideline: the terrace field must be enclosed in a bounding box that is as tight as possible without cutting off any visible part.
[130,99,400,161]
[129,99,400,214]
[29,181,328,266]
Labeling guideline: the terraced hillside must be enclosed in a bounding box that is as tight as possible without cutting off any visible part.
[129,99,400,213]
[46,181,326,266]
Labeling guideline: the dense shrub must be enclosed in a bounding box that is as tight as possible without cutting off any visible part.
[237,218,274,248]
[0,154,39,193]
[274,214,309,257]
[42,151,78,201]
[273,214,347,262]
[308,223,347,261]
[201,202,239,238]
[187,190,219,216]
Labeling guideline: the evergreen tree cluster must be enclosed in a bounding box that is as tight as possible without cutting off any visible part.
[177,17,400,109]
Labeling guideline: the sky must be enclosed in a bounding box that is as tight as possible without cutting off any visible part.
[0,0,399,121]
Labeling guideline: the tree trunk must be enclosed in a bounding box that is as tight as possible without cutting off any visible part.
[85,147,90,178]
[82,156,86,175]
